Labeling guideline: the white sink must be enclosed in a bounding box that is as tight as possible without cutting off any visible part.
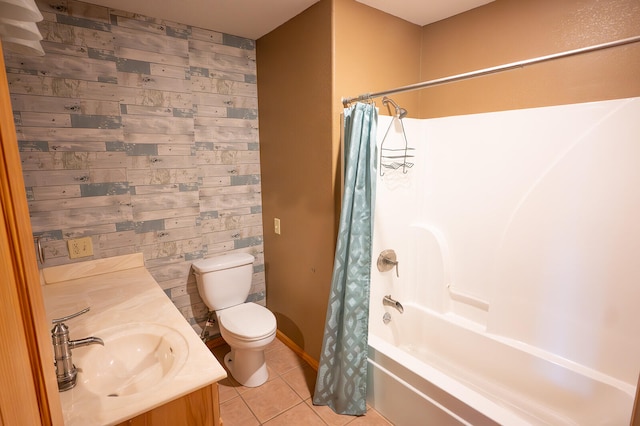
[77,324,189,397]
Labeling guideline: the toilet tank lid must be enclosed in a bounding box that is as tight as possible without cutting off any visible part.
[192,252,255,273]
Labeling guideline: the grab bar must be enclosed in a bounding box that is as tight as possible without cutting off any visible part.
[383,295,404,313]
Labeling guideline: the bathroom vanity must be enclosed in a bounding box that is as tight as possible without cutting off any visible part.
[113,383,219,425]
[41,253,226,426]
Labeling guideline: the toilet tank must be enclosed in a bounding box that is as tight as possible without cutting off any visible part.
[192,252,255,311]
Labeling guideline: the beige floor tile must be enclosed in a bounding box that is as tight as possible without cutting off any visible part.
[281,364,317,400]
[265,345,306,375]
[210,337,390,425]
[217,376,241,403]
[263,401,327,426]
[241,377,303,423]
[265,337,288,353]
[346,406,393,425]
[220,395,260,426]
[305,399,355,426]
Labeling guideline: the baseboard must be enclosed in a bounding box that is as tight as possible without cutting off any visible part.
[205,336,226,350]
[276,330,319,371]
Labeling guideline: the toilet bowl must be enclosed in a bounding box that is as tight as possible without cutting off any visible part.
[216,302,276,387]
[192,253,277,387]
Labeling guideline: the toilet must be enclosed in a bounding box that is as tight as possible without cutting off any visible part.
[192,253,277,387]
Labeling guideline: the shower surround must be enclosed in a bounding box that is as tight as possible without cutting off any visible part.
[367,97,640,424]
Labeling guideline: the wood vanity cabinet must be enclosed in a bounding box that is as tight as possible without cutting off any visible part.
[115,383,221,426]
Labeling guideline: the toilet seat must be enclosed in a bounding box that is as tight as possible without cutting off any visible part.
[217,303,276,342]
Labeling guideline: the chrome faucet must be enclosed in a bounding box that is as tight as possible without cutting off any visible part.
[383,295,404,313]
[51,307,103,391]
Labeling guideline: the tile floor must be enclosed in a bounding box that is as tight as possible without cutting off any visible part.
[210,338,393,425]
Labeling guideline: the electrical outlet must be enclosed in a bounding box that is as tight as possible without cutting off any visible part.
[274,218,281,235]
[67,237,93,259]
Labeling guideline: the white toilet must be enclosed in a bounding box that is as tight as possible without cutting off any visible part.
[192,252,277,387]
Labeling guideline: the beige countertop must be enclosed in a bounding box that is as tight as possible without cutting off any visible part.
[41,253,226,426]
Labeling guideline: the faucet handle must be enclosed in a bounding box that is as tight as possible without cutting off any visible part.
[377,249,400,278]
[52,307,90,325]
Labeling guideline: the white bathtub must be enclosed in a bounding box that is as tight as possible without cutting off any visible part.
[366,303,635,425]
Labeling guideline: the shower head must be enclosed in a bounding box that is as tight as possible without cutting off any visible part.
[382,97,407,119]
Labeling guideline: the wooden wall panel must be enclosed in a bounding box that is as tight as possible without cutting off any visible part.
[3,1,265,337]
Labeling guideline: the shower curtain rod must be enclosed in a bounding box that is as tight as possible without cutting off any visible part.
[342,34,640,107]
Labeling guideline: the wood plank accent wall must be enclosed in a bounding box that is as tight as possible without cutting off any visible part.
[3,0,265,335]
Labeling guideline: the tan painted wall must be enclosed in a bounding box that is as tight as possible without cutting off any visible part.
[418,0,640,118]
[334,0,422,158]
[257,1,334,359]
[257,0,420,361]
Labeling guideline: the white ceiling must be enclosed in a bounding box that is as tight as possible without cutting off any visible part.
[87,0,494,40]
[357,0,494,28]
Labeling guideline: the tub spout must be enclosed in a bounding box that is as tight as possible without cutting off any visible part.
[383,295,404,313]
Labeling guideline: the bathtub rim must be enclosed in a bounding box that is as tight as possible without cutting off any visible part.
[367,303,636,425]
[368,333,536,425]
[373,302,637,395]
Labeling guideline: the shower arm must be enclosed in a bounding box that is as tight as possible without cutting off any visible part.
[382,97,407,119]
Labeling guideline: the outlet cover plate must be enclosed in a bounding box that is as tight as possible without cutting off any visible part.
[68,237,93,259]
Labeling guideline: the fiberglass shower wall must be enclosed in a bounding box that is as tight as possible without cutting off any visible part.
[370,97,640,387]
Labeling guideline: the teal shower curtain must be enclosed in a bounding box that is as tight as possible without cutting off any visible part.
[313,102,377,415]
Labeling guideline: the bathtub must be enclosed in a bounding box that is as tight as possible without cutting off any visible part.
[366,303,635,425]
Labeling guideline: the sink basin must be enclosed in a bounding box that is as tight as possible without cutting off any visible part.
[77,324,189,397]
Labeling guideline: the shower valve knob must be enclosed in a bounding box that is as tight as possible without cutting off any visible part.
[377,249,399,277]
